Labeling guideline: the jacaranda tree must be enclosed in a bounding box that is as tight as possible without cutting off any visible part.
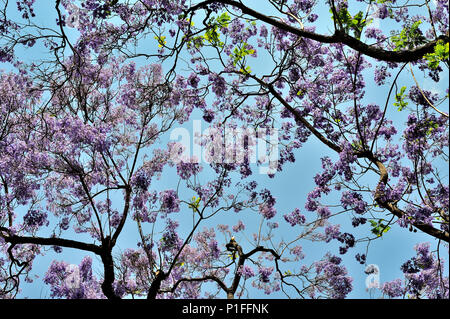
[0,0,448,299]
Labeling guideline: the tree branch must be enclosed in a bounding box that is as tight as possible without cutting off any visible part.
[0,229,102,254]
[187,0,449,63]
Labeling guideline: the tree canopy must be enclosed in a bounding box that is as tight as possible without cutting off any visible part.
[0,0,448,299]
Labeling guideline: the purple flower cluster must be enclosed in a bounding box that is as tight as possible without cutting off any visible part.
[408,86,439,107]
[376,4,389,19]
[324,224,341,243]
[208,239,220,259]
[43,257,104,299]
[23,209,49,231]
[187,72,200,88]
[336,142,357,181]
[238,265,255,279]
[258,189,277,219]
[336,233,355,255]
[374,65,390,86]
[202,109,215,123]
[131,170,150,191]
[317,206,331,219]
[160,190,180,213]
[258,266,274,283]
[290,245,305,260]
[314,254,353,299]
[259,203,276,219]
[382,279,405,298]
[232,220,245,232]
[340,191,367,215]
[393,243,449,299]
[208,73,227,97]
[351,217,366,227]
[160,218,183,251]
[355,253,366,265]
[398,204,433,228]
[176,161,202,180]
[283,208,306,226]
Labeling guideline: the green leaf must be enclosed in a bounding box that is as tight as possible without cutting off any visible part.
[188,196,201,210]
[394,86,408,111]
[216,12,231,28]
[330,8,368,39]
[424,40,449,69]
[392,20,426,51]
[231,42,254,68]
[154,35,167,48]
[369,219,390,237]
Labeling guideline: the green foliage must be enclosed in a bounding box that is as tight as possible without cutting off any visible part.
[424,40,449,69]
[216,12,231,28]
[297,89,305,97]
[425,120,439,136]
[154,35,167,48]
[231,42,255,74]
[391,21,426,50]
[369,219,391,237]
[203,12,230,47]
[351,140,363,151]
[188,196,201,211]
[185,12,231,49]
[330,7,368,39]
[394,86,408,111]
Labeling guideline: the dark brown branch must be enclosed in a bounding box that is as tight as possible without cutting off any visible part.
[111,186,131,246]
[227,240,280,299]
[0,229,102,254]
[99,236,120,300]
[0,228,123,298]
[167,275,228,295]
[147,270,166,300]
[259,78,449,242]
[370,157,449,242]
[188,0,449,63]
[259,79,342,153]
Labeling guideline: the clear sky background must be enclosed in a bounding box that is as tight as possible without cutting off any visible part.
[2,0,448,299]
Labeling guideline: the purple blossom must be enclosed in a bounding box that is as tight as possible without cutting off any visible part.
[187,73,200,88]
[324,225,341,243]
[351,217,366,227]
[43,257,104,299]
[377,4,389,19]
[408,86,439,107]
[283,208,306,226]
[208,239,220,258]
[340,191,367,215]
[307,14,318,23]
[23,209,49,231]
[160,190,180,213]
[259,25,268,37]
[258,266,274,283]
[208,73,226,97]
[382,279,404,298]
[395,243,448,298]
[374,65,390,85]
[314,254,353,299]
[355,253,366,265]
[176,161,202,180]
[203,109,215,123]
[317,206,331,219]
[291,245,305,259]
[238,265,255,279]
[259,203,276,219]
[232,220,245,232]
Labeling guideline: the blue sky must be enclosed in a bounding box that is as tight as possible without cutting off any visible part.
[2,0,448,299]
